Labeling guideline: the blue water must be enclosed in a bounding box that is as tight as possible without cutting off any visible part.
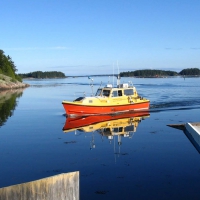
[0,76,200,199]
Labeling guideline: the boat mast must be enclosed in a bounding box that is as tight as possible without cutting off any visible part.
[113,62,114,87]
[117,61,120,86]
[88,76,94,96]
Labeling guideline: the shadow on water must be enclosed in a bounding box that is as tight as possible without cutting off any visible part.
[0,89,24,127]
[183,128,200,154]
[168,123,200,154]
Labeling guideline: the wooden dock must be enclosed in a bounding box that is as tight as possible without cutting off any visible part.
[0,172,79,200]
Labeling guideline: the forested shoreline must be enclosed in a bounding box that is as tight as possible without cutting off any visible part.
[16,68,200,79]
[18,71,65,79]
[1,49,200,80]
[0,50,29,90]
[120,68,200,77]
[0,50,22,82]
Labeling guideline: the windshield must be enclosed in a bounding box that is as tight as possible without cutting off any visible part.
[95,89,102,96]
[102,90,110,97]
[96,89,110,97]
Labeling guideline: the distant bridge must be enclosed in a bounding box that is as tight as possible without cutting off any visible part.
[66,74,119,78]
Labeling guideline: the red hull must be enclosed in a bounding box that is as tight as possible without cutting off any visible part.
[62,101,150,117]
[63,111,150,132]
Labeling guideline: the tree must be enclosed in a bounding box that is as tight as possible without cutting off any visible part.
[179,68,200,75]
[18,71,66,79]
[0,49,21,81]
[120,69,178,77]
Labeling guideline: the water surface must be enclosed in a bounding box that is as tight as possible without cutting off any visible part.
[0,77,200,199]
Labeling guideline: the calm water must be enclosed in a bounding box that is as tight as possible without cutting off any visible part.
[0,76,200,199]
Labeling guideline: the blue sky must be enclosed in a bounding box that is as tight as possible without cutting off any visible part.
[1,0,200,75]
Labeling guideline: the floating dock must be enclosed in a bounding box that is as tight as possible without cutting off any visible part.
[167,122,200,153]
[167,122,200,134]
[185,122,200,135]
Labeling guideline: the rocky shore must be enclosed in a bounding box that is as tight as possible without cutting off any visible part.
[0,74,29,90]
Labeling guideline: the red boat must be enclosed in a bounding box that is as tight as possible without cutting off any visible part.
[62,82,150,117]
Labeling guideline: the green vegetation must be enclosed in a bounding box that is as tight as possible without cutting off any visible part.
[179,68,200,76]
[19,71,66,79]
[0,91,23,127]
[120,69,178,77]
[120,68,200,77]
[1,47,199,79]
[0,49,22,82]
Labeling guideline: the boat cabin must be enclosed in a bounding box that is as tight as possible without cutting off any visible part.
[95,83,137,98]
[99,125,136,137]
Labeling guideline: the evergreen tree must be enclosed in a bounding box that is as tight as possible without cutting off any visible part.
[19,71,66,79]
[0,49,21,81]
[120,69,178,77]
[179,68,200,75]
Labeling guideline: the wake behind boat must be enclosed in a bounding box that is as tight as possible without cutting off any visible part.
[62,77,150,117]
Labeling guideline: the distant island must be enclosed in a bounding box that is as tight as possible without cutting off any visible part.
[1,48,200,87]
[18,71,66,79]
[120,68,200,77]
[19,68,200,79]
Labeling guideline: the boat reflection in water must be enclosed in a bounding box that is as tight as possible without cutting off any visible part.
[63,111,150,150]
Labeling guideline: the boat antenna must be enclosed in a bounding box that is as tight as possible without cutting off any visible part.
[90,132,95,150]
[99,81,102,88]
[117,60,119,75]
[113,62,114,87]
[117,61,120,86]
[88,76,94,96]
[98,81,102,90]
[114,131,116,163]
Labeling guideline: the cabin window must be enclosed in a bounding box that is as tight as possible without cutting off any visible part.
[102,90,110,97]
[118,90,122,96]
[96,89,102,96]
[112,91,118,97]
[124,89,134,96]
[125,125,134,132]
[113,127,123,132]
[103,128,111,134]
[119,127,123,132]
[74,97,85,101]
[112,90,122,97]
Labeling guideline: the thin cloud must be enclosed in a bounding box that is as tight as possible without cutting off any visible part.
[52,46,70,50]
[50,64,111,69]
[165,47,183,50]
[50,65,83,68]
[165,47,200,50]
[190,47,200,50]
[4,46,70,51]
